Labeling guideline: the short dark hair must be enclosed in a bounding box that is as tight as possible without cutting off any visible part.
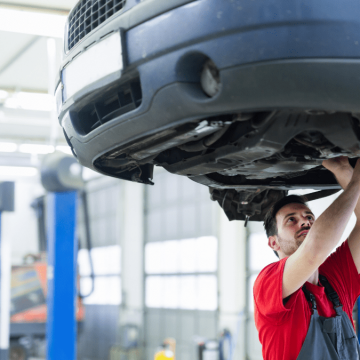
[263,195,308,258]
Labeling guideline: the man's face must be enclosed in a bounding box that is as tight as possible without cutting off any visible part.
[272,203,315,257]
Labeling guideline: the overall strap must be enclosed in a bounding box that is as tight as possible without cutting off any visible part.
[319,274,342,308]
[302,285,317,310]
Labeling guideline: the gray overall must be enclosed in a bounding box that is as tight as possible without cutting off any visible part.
[296,275,360,359]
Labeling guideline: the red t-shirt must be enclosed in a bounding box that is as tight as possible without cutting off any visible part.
[254,240,360,360]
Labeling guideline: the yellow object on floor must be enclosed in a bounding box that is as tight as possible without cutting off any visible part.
[154,349,175,360]
[154,338,176,360]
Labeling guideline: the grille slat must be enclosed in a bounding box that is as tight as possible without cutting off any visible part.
[68,0,126,51]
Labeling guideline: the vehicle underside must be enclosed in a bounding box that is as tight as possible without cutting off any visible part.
[58,0,360,223]
[94,110,360,222]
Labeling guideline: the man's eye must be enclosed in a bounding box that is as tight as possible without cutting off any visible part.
[288,218,294,222]
[307,216,313,221]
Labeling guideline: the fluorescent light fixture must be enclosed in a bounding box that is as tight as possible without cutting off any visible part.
[62,31,123,101]
[0,142,17,153]
[0,8,66,38]
[0,90,8,100]
[0,166,37,177]
[4,92,55,112]
[19,144,54,154]
[56,145,72,155]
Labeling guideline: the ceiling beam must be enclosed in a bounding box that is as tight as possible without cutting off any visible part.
[0,2,70,16]
[0,87,48,94]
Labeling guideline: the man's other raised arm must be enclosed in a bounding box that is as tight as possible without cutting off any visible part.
[282,158,360,298]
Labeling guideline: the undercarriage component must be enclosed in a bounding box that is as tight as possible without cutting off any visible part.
[303,189,341,202]
[94,116,233,183]
[178,122,231,152]
[160,111,360,180]
[210,188,288,223]
[211,188,342,224]
[94,109,357,220]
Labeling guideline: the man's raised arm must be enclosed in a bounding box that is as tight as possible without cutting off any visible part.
[323,157,360,272]
[282,158,360,298]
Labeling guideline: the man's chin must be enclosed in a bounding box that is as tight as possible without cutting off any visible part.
[296,238,304,248]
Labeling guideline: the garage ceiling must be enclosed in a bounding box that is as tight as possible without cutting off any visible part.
[0,0,78,151]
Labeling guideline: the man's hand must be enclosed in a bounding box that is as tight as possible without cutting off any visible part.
[322,156,352,174]
[322,156,354,190]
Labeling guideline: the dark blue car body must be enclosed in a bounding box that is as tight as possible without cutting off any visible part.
[57,0,360,220]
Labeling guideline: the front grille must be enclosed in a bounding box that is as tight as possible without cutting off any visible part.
[72,79,142,135]
[68,0,126,51]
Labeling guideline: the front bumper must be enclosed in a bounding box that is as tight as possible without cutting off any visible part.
[58,0,360,179]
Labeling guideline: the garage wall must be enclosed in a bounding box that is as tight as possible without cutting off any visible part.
[6,178,44,265]
[77,176,123,360]
[144,170,219,360]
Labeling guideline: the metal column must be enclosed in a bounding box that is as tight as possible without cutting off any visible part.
[0,212,10,360]
[46,191,78,360]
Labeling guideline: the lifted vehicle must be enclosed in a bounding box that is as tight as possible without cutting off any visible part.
[56,0,360,222]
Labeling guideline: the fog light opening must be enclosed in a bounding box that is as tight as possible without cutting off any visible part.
[200,60,221,97]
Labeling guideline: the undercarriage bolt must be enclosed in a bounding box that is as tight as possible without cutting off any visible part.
[200,59,221,97]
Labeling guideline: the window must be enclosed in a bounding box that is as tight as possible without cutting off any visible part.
[145,237,218,310]
[78,245,121,305]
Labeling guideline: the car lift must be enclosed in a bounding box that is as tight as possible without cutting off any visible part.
[41,151,84,360]
[46,191,78,360]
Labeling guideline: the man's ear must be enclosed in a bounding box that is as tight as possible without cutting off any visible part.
[268,235,280,252]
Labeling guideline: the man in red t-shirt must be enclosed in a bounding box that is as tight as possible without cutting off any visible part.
[254,156,360,360]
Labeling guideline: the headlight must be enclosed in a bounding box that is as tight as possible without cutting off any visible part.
[62,31,123,102]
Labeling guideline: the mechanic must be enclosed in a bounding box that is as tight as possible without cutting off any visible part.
[254,156,360,360]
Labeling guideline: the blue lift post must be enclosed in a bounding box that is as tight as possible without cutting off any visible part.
[46,191,78,360]
[40,151,84,360]
[0,182,15,360]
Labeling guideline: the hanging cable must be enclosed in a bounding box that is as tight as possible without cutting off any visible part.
[78,190,95,298]
[219,329,232,360]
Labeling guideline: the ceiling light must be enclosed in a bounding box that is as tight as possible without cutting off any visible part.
[0,8,66,38]
[0,90,8,100]
[4,92,55,112]
[19,144,54,155]
[0,142,17,152]
[0,166,37,177]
